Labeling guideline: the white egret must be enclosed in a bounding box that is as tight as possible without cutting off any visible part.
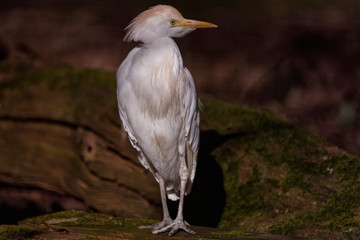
[116,5,217,236]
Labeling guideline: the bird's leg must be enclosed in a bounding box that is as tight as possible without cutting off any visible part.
[139,173,173,232]
[168,159,195,236]
[152,159,195,236]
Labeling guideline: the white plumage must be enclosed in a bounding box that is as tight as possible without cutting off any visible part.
[116,5,216,236]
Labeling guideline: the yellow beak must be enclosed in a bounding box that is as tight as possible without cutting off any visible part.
[175,19,218,28]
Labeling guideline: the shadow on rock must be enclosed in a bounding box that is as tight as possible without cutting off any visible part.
[168,130,232,227]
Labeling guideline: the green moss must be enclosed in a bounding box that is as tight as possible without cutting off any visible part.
[202,98,326,226]
[201,97,279,135]
[281,170,311,193]
[74,236,101,240]
[0,58,32,74]
[269,154,360,236]
[0,60,114,91]
[211,229,249,239]
[0,225,43,240]
[0,60,117,125]
[20,211,159,238]
[200,97,360,236]
[23,210,86,225]
[201,98,328,177]
[215,140,281,228]
[24,210,156,230]
[9,210,255,239]
[339,229,360,240]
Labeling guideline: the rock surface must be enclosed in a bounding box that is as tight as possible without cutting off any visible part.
[0,210,302,240]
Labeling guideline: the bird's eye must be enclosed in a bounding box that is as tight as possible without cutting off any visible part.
[170,20,177,26]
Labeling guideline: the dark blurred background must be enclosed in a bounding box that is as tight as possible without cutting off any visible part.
[1,0,359,155]
[1,0,359,156]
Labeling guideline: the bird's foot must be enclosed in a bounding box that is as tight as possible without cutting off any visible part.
[152,218,195,236]
[138,217,173,233]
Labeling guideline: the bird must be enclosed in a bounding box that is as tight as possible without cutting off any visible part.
[116,5,217,236]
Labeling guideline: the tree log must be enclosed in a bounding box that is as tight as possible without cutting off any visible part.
[1,60,360,239]
[0,62,160,220]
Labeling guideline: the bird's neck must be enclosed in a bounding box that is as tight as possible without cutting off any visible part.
[132,37,186,118]
[143,37,180,53]
[141,37,184,70]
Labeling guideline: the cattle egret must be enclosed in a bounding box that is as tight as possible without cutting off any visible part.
[116,5,217,236]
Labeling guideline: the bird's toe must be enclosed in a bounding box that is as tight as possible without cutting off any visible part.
[168,219,196,236]
[151,221,173,234]
[139,218,173,233]
[138,224,154,229]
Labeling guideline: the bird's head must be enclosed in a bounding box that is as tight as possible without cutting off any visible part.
[124,5,217,43]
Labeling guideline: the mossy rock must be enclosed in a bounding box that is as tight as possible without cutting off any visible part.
[200,99,360,239]
[0,210,287,239]
[0,59,359,239]
[0,59,161,219]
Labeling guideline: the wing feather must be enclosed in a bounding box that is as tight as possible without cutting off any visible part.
[116,48,158,178]
[183,67,200,195]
